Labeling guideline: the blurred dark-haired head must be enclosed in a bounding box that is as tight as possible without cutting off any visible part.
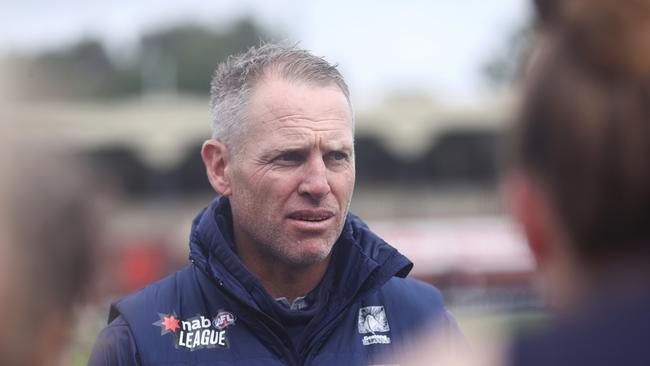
[505,0,650,309]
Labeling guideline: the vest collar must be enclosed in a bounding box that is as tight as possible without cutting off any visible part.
[188,196,413,314]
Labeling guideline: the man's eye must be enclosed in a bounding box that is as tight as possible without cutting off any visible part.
[329,151,348,161]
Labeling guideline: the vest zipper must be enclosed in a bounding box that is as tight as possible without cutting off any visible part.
[194,263,300,365]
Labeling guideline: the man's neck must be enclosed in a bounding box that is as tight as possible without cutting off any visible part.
[250,258,330,303]
[236,243,331,303]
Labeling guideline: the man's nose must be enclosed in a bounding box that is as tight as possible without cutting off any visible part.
[297,156,331,201]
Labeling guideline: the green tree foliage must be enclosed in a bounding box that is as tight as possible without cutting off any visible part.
[8,18,269,100]
[9,39,121,99]
[139,19,264,94]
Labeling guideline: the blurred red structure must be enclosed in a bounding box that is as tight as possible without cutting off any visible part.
[117,241,167,293]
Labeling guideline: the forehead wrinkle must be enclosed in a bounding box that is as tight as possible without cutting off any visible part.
[249,95,352,127]
[272,128,314,143]
[262,126,352,149]
[270,125,353,144]
[252,97,351,119]
[278,114,349,123]
[274,104,350,119]
[270,119,348,132]
[255,112,351,127]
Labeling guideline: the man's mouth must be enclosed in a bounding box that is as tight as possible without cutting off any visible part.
[287,210,335,222]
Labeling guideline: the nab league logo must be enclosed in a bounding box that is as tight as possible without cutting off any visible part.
[153,310,236,351]
[358,306,391,346]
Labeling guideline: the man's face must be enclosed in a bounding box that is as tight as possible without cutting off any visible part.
[226,76,355,267]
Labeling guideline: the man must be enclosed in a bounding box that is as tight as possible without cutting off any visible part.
[89,44,461,366]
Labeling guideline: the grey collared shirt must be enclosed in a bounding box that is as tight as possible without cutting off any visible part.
[275,296,311,311]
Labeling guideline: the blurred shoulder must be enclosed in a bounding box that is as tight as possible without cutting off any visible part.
[375,277,464,343]
[382,276,445,309]
[88,316,140,366]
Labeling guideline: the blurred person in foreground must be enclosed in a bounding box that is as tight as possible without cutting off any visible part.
[504,0,650,364]
[88,43,462,366]
[400,0,650,365]
[0,137,98,366]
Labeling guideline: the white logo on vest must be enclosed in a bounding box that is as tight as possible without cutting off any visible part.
[153,310,236,351]
[358,306,391,346]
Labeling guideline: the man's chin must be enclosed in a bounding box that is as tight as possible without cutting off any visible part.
[282,240,334,267]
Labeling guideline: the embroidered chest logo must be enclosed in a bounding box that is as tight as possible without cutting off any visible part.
[358,305,391,346]
[153,310,236,351]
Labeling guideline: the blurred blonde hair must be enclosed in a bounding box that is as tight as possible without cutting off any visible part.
[0,135,99,365]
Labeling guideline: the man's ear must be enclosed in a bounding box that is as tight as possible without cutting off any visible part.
[504,173,554,270]
[201,139,232,196]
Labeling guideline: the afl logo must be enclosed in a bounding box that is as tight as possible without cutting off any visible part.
[213,311,236,330]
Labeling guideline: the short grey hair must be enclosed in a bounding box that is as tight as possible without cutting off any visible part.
[209,43,352,152]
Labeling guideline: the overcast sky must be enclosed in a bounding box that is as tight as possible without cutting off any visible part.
[2,0,531,103]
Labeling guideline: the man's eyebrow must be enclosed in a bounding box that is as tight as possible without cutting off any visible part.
[323,139,354,152]
[270,144,311,153]
[261,146,308,159]
[261,143,352,160]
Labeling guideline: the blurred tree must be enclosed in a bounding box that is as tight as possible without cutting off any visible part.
[139,18,266,94]
[8,17,270,99]
[10,39,118,99]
